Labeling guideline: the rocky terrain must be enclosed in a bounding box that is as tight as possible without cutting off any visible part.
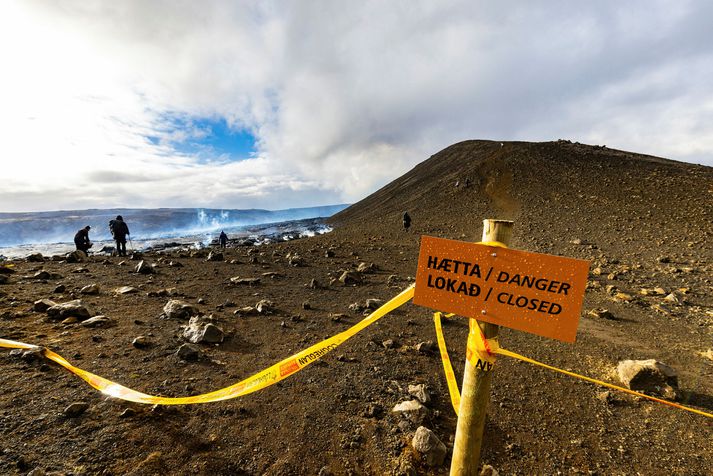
[0,140,711,475]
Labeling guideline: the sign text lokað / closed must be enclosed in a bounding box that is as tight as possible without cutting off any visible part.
[414,236,590,343]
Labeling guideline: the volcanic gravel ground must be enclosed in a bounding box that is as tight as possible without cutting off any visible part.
[1,140,712,475]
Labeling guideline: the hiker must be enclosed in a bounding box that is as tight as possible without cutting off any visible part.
[402,211,411,231]
[109,215,130,256]
[74,226,92,253]
[219,231,228,248]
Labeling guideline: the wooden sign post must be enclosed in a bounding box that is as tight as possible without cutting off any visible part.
[449,219,511,475]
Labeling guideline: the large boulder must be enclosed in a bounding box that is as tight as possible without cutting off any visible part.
[33,299,58,312]
[163,300,199,319]
[46,300,95,321]
[412,426,447,467]
[617,359,679,400]
[183,316,224,344]
[26,253,45,262]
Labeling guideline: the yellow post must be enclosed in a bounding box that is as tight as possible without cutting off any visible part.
[450,219,513,475]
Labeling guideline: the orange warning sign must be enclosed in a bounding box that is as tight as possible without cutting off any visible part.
[413,236,590,343]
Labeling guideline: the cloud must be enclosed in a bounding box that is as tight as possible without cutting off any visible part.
[1,0,712,212]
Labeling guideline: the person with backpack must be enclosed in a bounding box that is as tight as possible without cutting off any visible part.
[219,230,228,248]
[109,215,130,256]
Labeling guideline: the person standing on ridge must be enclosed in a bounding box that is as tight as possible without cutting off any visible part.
[219,230,228,248]
[74,226,92,253]
[402,211,411,232]
[109,215,130,256]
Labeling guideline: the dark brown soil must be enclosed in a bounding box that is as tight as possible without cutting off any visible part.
[1,140,711,475]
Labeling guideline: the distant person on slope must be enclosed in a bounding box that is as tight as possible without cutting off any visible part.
[74,226,92,253]
[402,211,411,231]
[219,230,228,248]
[109,215,130,256]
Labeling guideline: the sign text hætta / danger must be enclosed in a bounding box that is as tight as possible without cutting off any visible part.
[414,236,590,343]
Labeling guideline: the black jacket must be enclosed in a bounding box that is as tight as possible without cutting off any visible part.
[110,219,130,239]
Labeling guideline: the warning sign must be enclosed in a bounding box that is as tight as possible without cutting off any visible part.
[413,236,590,343]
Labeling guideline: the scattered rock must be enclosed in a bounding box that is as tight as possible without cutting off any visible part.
[363,403,383,419]
[230,277,261,286]
[81,315,113,328]
[324,249,335,258]
[183,316,224,344]
[135,260,155,274]
[365,298,383,310]
[168,260,184,268]
[415,341,435,353]
[382,339,395,349]
[255,299,273,314]
[480,464,500,476]
[26,253,45,262]
[412,426,446,467]
[288,253,305,266]
[31,270,51,280]
[587,308,616,320]
[309,278,321,289]
[206,251,224,262]
[302,301,311,310]
[114,286,139,295]
[408,384,431,404]
[80,283,100,295]
[339,271,362,286]
[63,402,89,417]
[617,359,678,400]
[0,275,8,284]
[357,262,377,273]
[65,250,88,263]
[163,300,199,319]
[47,300,95,320]
[53,284,66,293]
[33,299,58,312]
[132,336,150,348]
[176,343,202,361]
[392,400,428,424]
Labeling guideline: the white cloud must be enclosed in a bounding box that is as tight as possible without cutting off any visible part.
[1,0,712,212]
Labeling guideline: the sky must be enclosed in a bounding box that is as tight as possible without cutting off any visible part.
[1,0,712,213]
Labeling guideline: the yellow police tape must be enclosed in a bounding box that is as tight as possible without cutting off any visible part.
[432,312,713,419]
[0,285,415,405]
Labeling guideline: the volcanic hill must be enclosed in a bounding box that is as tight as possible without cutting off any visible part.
[0,140,711,475]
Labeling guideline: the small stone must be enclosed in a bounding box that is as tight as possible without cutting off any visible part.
[365,298,383,310]
[65,250,88,263]
[119,408,137,418]
[570,238,583,245]
[339,271,362,286]
[412,426,446,467]
[309,278,321,289]
[324,249,335,258]
[206,251,224,262]
[163,300,199,319]
[392,400,428,424]
[53,284,66,293]
[80,283,100,295]
[230,277,261,286]
[255,299,273,314]
[663,293,680,304]
[32,270,51,280]
[288,254,305,266]
[176,343,201,361]
[617,359,678,400]
[653,287,666,295]
[357,262,376,273]
[408,384,431,404]
[613,292,633,302]
[47,300,95,320]
[81,315,112,328]
[33,299,58,312]
[197,297,206,304]
[302,301,311,310]
[587,308,615,320]
[183,316,224,344]
[63,402,89,417]
[132,336,150,348]
[415,341,434,353]
[480,465,500,476]
[26,253,45,262]
[382,339,394,349]
[363,403,383,418]
[114,286,138,295]
[135,260,155,274]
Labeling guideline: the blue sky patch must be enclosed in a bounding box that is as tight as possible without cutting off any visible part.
[153,114,257,162]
